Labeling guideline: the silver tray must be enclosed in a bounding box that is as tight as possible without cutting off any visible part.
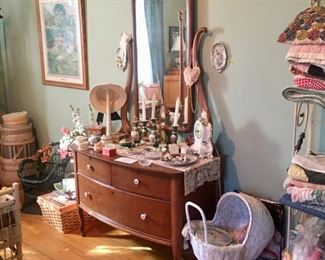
[163,154,198,167]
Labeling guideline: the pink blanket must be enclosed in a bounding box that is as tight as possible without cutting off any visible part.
[286,44,325,66]
[284,177,325,191]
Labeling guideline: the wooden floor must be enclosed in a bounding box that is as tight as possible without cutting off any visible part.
[20,213,173,260]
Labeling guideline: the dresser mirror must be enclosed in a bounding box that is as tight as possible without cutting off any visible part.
[131,0,194,132]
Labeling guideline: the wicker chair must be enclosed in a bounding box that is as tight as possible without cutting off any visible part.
[17,142,71,214]
[0,183,22,259]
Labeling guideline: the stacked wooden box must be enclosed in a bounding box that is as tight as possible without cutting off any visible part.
[0,111,36,200]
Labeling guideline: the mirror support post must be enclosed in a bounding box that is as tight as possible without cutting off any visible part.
[120,41,133,134]
[131,0,139,119]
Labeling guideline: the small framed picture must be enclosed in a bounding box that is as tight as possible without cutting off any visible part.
[35,0,88,90]
[168,26,185,51]
[169,26,180,51]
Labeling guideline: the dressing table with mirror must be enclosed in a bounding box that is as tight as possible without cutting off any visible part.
[73,1,219,259]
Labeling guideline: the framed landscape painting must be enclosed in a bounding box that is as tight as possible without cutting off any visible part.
[35,0,88,90]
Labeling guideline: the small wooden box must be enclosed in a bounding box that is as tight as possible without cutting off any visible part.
[86,126,106,136]
[37,192,94,234]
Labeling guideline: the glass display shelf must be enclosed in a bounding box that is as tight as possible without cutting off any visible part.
[280,193,325,220]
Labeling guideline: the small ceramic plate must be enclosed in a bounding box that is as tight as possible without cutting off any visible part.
[164,154,197,167]
[211,42,227,72]
[145,150,162,160]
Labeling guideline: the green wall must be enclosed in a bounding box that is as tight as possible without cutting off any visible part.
[2,0,131,143]
[2,0,323,200]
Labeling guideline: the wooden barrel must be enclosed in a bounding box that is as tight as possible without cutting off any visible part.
[0,157,24,171]
[0,123,33,143]
[1,111,28,129]
[0,137,36,159]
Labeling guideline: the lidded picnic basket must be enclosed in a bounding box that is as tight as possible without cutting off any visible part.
[183,192,275,260]
[37,192,94,234]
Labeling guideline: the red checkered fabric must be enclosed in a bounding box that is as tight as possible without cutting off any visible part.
[294,75,325,91]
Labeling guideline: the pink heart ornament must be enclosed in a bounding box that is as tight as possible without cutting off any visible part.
[184,66,200,87]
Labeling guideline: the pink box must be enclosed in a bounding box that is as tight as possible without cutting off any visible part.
[102,147,116,157]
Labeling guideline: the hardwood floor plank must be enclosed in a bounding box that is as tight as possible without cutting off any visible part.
[21,213,172,260]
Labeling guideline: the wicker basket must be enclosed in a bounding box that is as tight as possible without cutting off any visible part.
[1,111,28,129]
[37,192,94,234]
[183,192,275,260]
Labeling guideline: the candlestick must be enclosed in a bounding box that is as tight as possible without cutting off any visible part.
[160,105,166,120]
[170,125,178,144]
[183,96,188,124]
[140,120,148,140]
[173,97,180,126]
[142,95,146,121]
[106,90,111,136]
[151,94,156,119]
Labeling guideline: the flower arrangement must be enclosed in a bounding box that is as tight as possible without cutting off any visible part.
[32,144,53,169]
[59,105,87,159]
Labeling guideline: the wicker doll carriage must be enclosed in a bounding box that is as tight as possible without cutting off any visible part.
[183,192,275,260]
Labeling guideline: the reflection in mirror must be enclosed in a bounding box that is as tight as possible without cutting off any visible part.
[135,0,187,123]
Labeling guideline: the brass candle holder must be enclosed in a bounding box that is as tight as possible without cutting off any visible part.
[149,118,159,148]
[130,119,140,143]
[170,125,178,144]
[140,120,148,140]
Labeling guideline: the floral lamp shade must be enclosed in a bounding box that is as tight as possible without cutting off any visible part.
[277,6,325,44]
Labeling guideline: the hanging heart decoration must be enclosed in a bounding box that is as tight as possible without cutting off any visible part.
[184,66,201,87]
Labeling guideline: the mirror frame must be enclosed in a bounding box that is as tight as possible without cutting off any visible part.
[131,0,194,132]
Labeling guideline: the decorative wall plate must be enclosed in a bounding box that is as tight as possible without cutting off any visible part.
[211,42,227,72]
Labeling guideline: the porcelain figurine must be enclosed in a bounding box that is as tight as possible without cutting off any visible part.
[191,110,213,158]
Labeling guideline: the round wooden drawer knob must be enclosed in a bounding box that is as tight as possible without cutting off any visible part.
[86,164,93,171]
[84,192,92,199]
[140,213,147,220]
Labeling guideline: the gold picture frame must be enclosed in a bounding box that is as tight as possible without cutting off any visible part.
[35,0,88,90]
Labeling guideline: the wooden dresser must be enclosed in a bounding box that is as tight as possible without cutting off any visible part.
[72,147,219,259]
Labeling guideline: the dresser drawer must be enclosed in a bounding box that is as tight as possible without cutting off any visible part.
[111,165,171,201]
[78,175,171,239]
[77,153,112,185]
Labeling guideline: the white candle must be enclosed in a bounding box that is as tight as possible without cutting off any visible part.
[106,91,111,136]
[183,96,188,124]
[151,94,156,119]
[142,95,146,121]
[173,97,180,126]
[160,105,166,120]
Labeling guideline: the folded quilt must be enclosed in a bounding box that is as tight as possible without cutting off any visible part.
[282,87,325,108]
[284,176,325,191]
[277,6,325,45]
[287,186,325,205]
[292,154,325,173]
[290,64,325,81]
[286,44,325,66]
[288,164,325,185]
[294,74,325,91]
